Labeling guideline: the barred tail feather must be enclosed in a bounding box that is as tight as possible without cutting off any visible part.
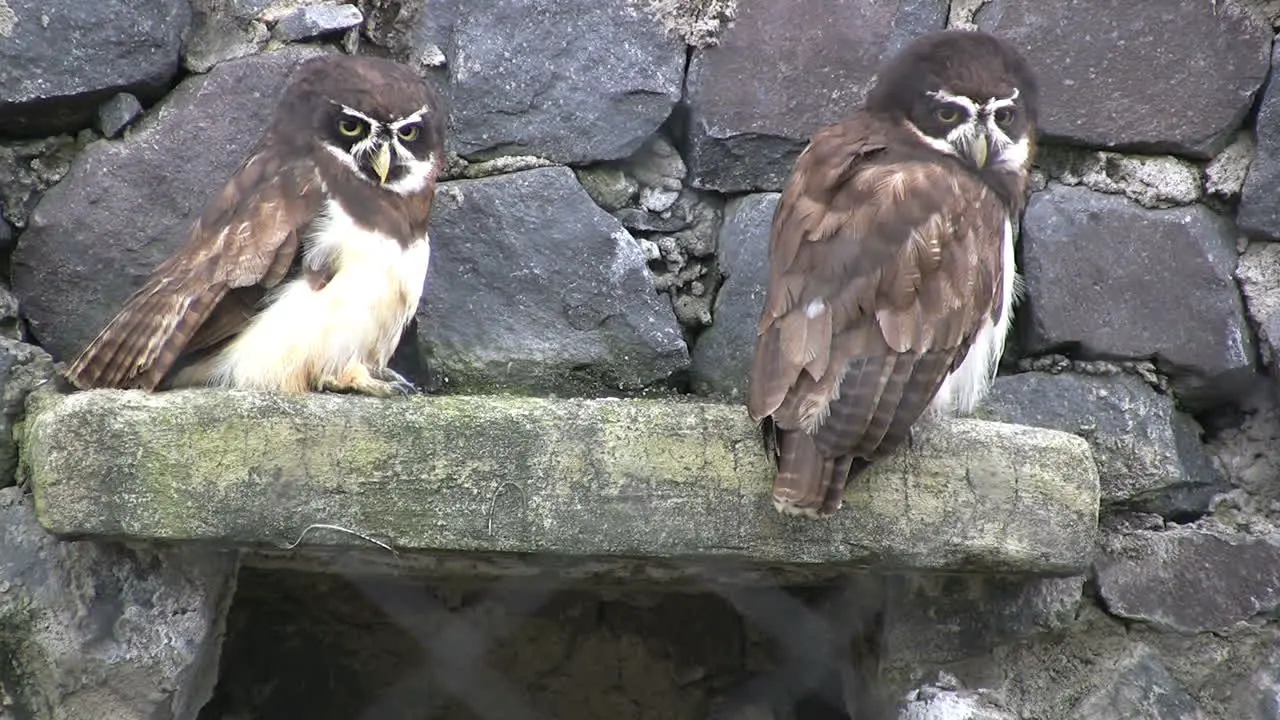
[772,428,857,517]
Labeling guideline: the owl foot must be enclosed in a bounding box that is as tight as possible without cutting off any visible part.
[317,364,417,398]
[371,366,418,395]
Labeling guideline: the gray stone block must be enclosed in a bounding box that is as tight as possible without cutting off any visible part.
[271,4,363,42]
[1019,184,1256,408]
[96,92,144,138]
[975,0,1271,158]
[684,0,947,192]
[691,192,777,400]
[0,487,236,720]
[414,167,689,395]
[417,0,685,165]
[1237,37,1280,239]
[976,372,1227,517]
[21,388,1102,580]
[0,0,190,137]
[1095,527,1280,632]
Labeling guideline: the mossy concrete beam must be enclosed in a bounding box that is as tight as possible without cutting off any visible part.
[19,388,1100,583]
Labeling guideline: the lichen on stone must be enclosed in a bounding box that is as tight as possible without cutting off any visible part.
[0,133,91,228]
[1034,145,1204,209]
[443,152,556,181]
[638,0,736,48]
[1204,130,1256,201]
[947,0,994,30]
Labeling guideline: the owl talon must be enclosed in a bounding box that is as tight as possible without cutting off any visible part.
[317,365,417,398]
[371,367,418,396]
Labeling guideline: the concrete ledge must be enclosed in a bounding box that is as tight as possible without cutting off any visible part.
[20,388,1100,581]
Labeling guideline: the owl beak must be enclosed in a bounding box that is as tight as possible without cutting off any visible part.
[968,132,989,169]
[371,143,392,185]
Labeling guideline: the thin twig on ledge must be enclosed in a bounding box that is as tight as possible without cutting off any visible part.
[280,523,399,555]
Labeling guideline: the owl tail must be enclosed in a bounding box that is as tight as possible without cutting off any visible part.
[771,428,866,517]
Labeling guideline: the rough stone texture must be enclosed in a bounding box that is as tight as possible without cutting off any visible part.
[0,134,86,229]
[1237,243,1280,379]
[961,606,1280,720]
[883,574,1084,665]
[683,0,948,192]
[22,389,1101,578]
[271,4,363,42]
[975,372,1227,517]
[1070,646,1208,720]
[1225,646,1280,720]
[1206,393,1280,527]
[1034,147,1204,209]
[420,0,685,164]
[414,167,690,395]
[0,0,190,137]
[11,46,329,365]
[0,288,22,343]
[579,133,726,334]
[899,679,1017,720]
[0,487,237,720]
[691,192,775,399]
[181,0,271,73]
[1239,39,1280,239]
[0,339,54,489]
[1205,131,1256,203]
[1095,527,1280,632]
[643,0,737,48]
[95,93,144,139]
[974,0,1272,158]
[1020,183,1256,409]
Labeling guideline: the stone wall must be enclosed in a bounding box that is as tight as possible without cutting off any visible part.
[3,0,1280,719]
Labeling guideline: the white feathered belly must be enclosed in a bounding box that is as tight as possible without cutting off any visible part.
[210,203,430,393]
[929,216,1018,417]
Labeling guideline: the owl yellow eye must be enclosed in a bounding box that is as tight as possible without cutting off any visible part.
[935,107,961,123]
[337,118,365,137]
[994,108,1015,126]
[396,125,420,142]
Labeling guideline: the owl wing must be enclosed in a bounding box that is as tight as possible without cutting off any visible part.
[746,114,1009,506]
[63,141,326,391]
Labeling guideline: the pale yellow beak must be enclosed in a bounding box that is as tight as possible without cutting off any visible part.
[371,143,392,185]
[969,132,989,169]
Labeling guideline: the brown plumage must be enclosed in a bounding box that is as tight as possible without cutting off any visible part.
[63,54,447,397]
[746,30,1039,517]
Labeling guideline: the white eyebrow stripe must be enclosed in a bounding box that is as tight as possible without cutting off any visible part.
[927,89,978,114]
[982,88,1020,112]
[338,105,380,125]
[391,105,431,130]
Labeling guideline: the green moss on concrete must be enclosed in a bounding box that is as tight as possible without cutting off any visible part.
[21,387,1102,576]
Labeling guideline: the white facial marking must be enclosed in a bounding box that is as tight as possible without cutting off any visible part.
[389,105,430,131]
[804,299,826,319]
[904,121,960,157]
[338,105,378,126]
[324,144,361,174]
[994,136,1031,170]
[923,87,1026,170]
[981,88,1019,112]
[328,104,437,195]
[927,89,978,115]
[386,154,437,196]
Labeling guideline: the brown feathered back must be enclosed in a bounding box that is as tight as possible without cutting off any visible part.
[746,113,1010,514]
